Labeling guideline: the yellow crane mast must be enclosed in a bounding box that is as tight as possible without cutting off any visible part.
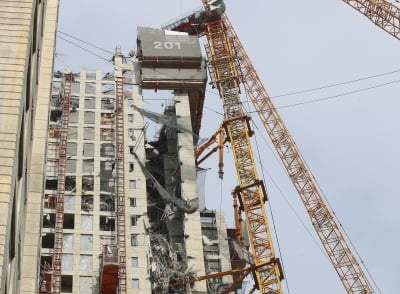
[221,14,375,294]
[343,0,400,40]
[204,16,284,294]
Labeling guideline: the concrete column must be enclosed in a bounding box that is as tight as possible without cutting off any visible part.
[174,92,207,294]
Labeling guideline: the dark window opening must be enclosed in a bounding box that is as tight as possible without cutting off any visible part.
[18,114,24,179]
[81,195,93,212]
[130,215,139,226]
[130,234,138,246]
[45,178,58,190]
[63,213,75,229]
[100,216,115,231]
[44,194,56,209]
[9,196,16,259]
[50,110,62,122]
[82,176,94,191]
[65,176,76,192]
[41,233,55,248]
[100,195,115,212]
[100,143,115,157]
[42,213,56,228]
[129,198,136,207]
[61,275,73,293]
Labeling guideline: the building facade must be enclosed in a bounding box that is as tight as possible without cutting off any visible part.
[0,1,60,293]
[1,3,241,290]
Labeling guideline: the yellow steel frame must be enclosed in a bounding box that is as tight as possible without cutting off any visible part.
[343,0,400,40]
[204,21,283,294]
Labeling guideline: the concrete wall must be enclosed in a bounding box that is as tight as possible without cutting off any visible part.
[0,0,59,293]
[175,92,207,293]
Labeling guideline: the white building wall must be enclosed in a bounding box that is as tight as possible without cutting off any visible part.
[0,0,60,293]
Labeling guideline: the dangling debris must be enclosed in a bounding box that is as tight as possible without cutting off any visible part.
[133,152,198,213]
[134,105,199,139]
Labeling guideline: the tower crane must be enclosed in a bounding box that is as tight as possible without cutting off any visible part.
[164,0,399,293]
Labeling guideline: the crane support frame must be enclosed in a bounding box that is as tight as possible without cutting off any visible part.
[343,0,400,40]
[221,14,375,294]
[204,20,283,294]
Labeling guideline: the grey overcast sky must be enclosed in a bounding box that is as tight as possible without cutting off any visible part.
[55,1,400,293]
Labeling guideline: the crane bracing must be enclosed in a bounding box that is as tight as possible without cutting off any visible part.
[203,17,284,294]
[343,0,400,40]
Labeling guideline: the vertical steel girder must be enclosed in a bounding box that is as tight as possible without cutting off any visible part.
[221,14,374,294]
[343,0,400,40]
[205,22,283,294]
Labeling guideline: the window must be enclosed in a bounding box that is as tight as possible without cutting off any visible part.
[101,113,115,125]
[83,143,94,157]
[80,235,93,251]
[46,159,58,173]
[84,111,95,124]
[128,114,134,122]
[84,96,96,109]
[80,255,93,271]
[81,215,93,230]
[128,128,135,140]
[83,127,95,140]
[129,180,136,189]
[85,83,96,95]
[131,257,138,267]
[129,198,136,207]
[61,275,73,293]
[79,276,92,294]
[132,279,139,289]
[100,128,115,141]
[62,254,73,271]
[62,234,73,250]
[101,98,115,110]
[127,99,134,108]
[130,215,139,226]
[44,194,56,209]
[101,143,114,157]
[129,162,134,172]
[71,96,79,109]
[130,234,138,246]
[47,142,59,156]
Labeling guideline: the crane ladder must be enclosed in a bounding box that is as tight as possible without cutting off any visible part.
[204,21,283,294]
[221,14,374,294]
[115,76,127,293]
[52,73,73,293]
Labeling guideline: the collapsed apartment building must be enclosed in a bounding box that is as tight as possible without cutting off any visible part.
[37,27,250,294]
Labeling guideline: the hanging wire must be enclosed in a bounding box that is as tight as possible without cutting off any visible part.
[269,68,400,99]
[278,79,400,109]
[58,30,114,55]
[57,35,112,64]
